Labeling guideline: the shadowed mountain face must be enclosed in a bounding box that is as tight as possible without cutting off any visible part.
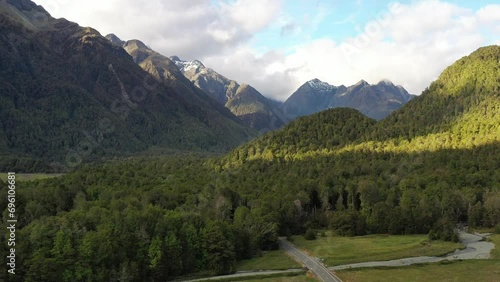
[283,79,415,120]
[224,84,288,132]
[0,0,255,171]
[106,35,287,131]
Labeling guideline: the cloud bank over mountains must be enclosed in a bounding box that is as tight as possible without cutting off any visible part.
[37,0,500,100]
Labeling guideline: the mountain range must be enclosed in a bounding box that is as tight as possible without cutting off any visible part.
[106,34,415,129]
[170,56,290,131]
[105,35,287,131]
[0,0,255,171]
[283,78,415,120]
[0,0,468,174]
[169,56,415,122]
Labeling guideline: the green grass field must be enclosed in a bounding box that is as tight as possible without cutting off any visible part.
[244,274,317,282]
[336,234,500,282]
[292,232,463,266]
[337,260,500,282]
[1,173,65,182]
[236,250,301,271]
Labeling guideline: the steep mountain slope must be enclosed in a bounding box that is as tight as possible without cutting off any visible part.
[114,38,188,85]
[0,0,255,171]
[110,35,408,128]
[283,79,414,120]
[375,45,500,144]
[105,36,287,131]
[224,84,286,131]
[170,56,288,131]
[170,56,238,105]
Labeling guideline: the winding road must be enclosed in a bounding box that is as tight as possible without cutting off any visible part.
[279,237,343,282]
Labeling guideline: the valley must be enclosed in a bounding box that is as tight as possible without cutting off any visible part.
[0,1,499,281]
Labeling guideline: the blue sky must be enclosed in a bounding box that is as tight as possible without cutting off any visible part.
[253,0,389,53]
[252,0,497,54]
[37,0,500,100]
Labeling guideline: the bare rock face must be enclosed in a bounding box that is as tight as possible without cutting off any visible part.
[170,57,237,105]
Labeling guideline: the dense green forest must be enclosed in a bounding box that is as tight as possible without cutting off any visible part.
[1,46,499,282]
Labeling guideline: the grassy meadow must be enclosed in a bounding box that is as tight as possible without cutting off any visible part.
[291,232,463,266]
[336,234,499,282]
[236,250,301,271]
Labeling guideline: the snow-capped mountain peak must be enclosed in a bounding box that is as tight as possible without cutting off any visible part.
[354,79,369,87]
[169,56,205,72]
[307,78,336,92]
[378,79,394,86]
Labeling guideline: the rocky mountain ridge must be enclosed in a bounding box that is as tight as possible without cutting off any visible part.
[283,78,415,120]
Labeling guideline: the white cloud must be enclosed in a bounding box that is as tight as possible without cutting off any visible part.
[34,0,283,59]
[477,4,500,23]
[260,0,497,98]
[34,0,500,100]
[220,0,283,33]
[204,0,497,99]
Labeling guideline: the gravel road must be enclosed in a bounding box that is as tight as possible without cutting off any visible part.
[330,232,494,271]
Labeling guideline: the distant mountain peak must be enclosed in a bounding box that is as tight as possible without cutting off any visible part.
[355,79,369,87]
[166,56,286,130]
[170,55,181,62]
[284,78,414,120]
[306,78,336,92]
[378,79,394,86]
[105,33,125,47]
[192,60,205,68]
[123,39,149,50]
[169,56,206,72]
[309,78,322,83]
